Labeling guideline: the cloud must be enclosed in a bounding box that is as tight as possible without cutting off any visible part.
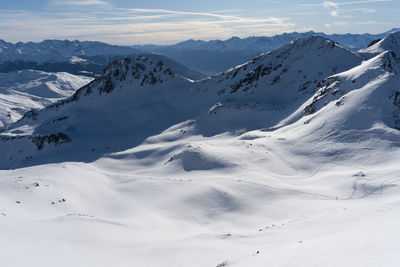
[337,0,391,5]
[50,0,109,6]
[301,0,392,19]
[292,12,320,15]
[351,8,376,13]
[324,21,349,28]
[333,21,349,25]
[302,0,391,7]
[320,1,341,17]
[355,21,390,25]
[0,8,296,45]
[330,10,339,17]
[323,1,339,8]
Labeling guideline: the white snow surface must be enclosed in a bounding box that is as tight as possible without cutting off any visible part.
[360,31,400,57]
[0,70,93,127]
[1,34,400,267]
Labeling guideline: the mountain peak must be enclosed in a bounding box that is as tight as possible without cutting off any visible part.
[227,36,242,41]
[11,56,179,126]
[218,36,360,94]
[99,56,176,92]
[380,31,400,52]
[290,35,339,49]
[361,31,400,57]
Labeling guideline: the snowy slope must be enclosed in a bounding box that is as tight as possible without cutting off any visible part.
[196,36,363,134]
[0,34,400,267]
[303,51,400,129]
[360,31,400,58]
[0,70,92,128]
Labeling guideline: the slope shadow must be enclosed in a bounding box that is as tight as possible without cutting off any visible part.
[2,115,196,170]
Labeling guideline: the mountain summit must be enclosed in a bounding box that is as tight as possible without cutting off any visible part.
[360,31,400,57]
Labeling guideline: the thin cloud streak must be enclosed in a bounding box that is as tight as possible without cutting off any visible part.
[323,1,339,8]
[337,0,391,5]
[355,20,390,24]
[301,0,391,7]
[50,0,109,6]
[0,7,296,45]
[303,0,391,18]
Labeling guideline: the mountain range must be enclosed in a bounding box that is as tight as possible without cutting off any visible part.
[2,32,400,166]
[1,30,400,266]
[2,29,399,79]
[134,28,400,74]
[0,39,206,80]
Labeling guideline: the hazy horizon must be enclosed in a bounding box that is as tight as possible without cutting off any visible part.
[1,0,399,45]
[0,27,398,47]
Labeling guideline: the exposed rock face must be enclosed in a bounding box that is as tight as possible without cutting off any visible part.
[31,133,71,150]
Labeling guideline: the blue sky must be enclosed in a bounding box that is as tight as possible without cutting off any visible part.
[0,0,398,44]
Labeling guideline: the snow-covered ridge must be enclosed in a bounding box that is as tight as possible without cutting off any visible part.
[304,51,400,116]
[18,56,180,120]
[0,70,93,128]
[360,31,400,57]
[215,36,360,95]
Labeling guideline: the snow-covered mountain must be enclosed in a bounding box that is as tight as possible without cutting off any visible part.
[196,36,363,134]
[283,50,400,137]
[0,70,92,128]
[0,36,365,167]
[360,31,400,58]
[0,40,206,80]
[134,28,399,74]
[1,32,400,267]
[0,56,205,167]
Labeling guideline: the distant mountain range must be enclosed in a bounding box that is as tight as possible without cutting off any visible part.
[0,40,206,80]
[2,29,399,80]
[133,28,400,75]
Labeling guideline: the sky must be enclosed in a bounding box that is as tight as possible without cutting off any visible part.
[0,0,398,45]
